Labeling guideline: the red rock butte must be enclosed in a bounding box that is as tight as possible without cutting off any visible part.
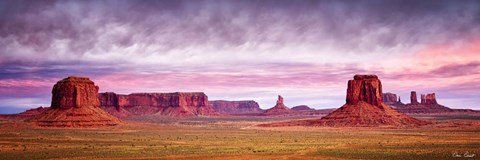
[209,100,263,114]
[51,77,100,109]
[259,75,427,127]
[32,76,120,127]
[262,95,297,116]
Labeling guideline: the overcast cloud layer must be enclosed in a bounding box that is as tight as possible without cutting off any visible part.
[1,0,480,113]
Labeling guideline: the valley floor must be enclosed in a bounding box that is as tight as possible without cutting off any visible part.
[0,114,479,160]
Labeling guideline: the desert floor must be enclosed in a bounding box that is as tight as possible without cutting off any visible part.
[0,114,479,160]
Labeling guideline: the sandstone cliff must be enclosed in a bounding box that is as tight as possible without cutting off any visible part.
[382,92,405,107]
[50,77,100,109]
[259,75,426,127]
[99,92,219,117]
[209,100,263,114]
[421,93,437,105]
[32,76,120,127]
[410,91,419,104]
[346,75,383,107]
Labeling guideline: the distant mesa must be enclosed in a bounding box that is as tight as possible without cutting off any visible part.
[19,106,48,116]
[209,100,263,115]
[382,92,405,107]
[99,92,219,117]
[259,75,427,127]
[391,91,478,114]
[31,76,121,127]
[262,95,297,116]
[291,105,315,111]
[291,105,335,115]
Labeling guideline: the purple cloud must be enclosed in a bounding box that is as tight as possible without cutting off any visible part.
[1,0,480,113]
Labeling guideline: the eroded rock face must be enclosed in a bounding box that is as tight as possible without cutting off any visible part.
[318,75,426,127]
[397,92,455,113]
[382,92,405,107]
[209,100,263,114]
[259,75,427,127]
[33,76,120,127]
[51,77,100,109]
[99,92,219,117]
[346,75,383,107]
[263,95,296,116]
[421,93,437,105]
[383,93,397,103]
[99,92,119,109]
[410,91,419,104]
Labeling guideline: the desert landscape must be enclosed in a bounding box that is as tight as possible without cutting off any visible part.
[0,75,479,160]
[1,0,480,160]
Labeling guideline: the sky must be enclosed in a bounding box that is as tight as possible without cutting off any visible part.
[0,0,480,113]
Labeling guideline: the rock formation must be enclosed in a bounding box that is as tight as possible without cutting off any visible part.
[262,95,297,116]
[259,75,427,127]
[345,75,384,107]
[382,92,405,107]
[291,105,315,111]
[99,92,219,117]
[395,92,454,113]
[383,93,397,103]
[32,76,120,127]
[209,100,263,114]
[381,92,477,114]
[291,105,335,115]
[410,91,419,104]
[421,93,437,105]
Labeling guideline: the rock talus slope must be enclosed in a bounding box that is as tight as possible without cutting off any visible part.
[260,75,427,127]
[32,76,120,127]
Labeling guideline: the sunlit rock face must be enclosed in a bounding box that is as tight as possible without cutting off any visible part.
[51,76,100,109]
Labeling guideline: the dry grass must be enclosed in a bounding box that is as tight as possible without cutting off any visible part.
[0,115,479,160]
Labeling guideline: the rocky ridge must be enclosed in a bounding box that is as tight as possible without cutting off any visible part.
[209,100,263,114]
[99,92,219,117]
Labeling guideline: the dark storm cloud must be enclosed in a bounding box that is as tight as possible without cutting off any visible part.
[1,0,479,63]
[1,0,480,112]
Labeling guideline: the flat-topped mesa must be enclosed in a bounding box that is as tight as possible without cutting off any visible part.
[353,75,378,80]
[51,76,100,109]
[99,92,120,110]
[346,74,383,107]
[410,91,419,104]
[120,92,208,108]
[291,105,315,111]
[383,93,398,103]
[98,92,218,117]
[421,93,437,105]
[209,100,263,114]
